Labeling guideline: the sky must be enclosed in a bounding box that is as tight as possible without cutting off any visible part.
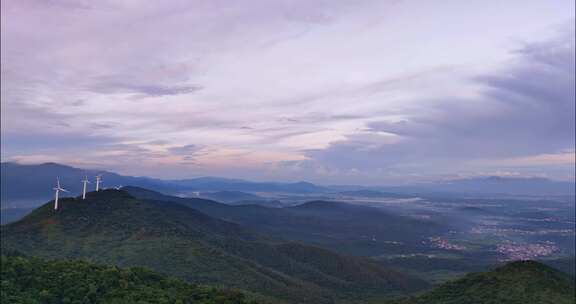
[1,0,575,184]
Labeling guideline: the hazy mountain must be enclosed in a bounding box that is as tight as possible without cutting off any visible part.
[124,186,448,256]
[542,256,576,277]
[199,191,264,203]
[4,162,571,212]
[172,178,327,193]
[0,162,328,208]
[1,189,428,303]
[389,260,575,304]
[380,176,576,197]
[198,191,287,207]
[428,176,576,196]
[0,162,177,208]
[0,208,33,225]
[1,253,258,304]
[338,190,412,198]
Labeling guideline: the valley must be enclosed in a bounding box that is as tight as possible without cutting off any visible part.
[1,163,574,303]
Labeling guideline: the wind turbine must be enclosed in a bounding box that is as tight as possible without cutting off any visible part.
[81,175,90,199]
[53,178,69,210]
[114,185,123,190]
[95,174,102,191]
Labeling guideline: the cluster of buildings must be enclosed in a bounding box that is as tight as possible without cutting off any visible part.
[427,236,467,251]
[496,242,557,261]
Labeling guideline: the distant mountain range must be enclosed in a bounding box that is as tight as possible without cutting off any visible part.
[172,177,326,193]
[1,189,428,303]
[415,176,576,197]
[338,190,412,199]
[2,162,574,210]
[197,190,265,202]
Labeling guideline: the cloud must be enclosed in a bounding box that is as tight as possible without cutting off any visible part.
[88,81,203,97]
[2,0,574,182]
[167,144,204,156]
[302,27,575,180]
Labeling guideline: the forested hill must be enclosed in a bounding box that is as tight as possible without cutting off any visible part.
[0,189,427,303]
[1,253,260,304]
[387,260,576,304]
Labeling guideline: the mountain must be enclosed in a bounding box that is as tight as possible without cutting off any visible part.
[450,176,575,196]
[172,178,327,193]
[199,191,265,203]
[4,163,573,212]
[0,162,177,208]
[388,260,575,304]
[198,191,286,207]
[0,162,328,209]
[411,176,575,196]
[542,256,576,277]
[0,207,33,225]
[338,190,412,199]
[124,187,448,256]
[1,253,258,304]
[0,189,428,303]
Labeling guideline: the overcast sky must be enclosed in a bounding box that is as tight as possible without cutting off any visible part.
[1,0,574,184]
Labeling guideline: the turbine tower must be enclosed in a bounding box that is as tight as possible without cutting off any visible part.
[81,175,90,199]
[95,175,102,191]
[53,178,69,210]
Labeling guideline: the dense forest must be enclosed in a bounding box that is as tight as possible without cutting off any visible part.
[1,253,259,304]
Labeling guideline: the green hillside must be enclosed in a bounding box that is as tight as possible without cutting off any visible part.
[387,260,575,304]
[0,189,427,303]
[1,253,257,304]
[124,186,446,256]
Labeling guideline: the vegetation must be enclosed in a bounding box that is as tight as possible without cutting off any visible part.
[386,261,576,304]
[124,186,448,257]
[1,253,258,304]
[1,189,426,303]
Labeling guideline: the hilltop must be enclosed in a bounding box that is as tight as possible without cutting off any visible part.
[388,260,575,304]
[0,189,427,303]
[0,162,176,207]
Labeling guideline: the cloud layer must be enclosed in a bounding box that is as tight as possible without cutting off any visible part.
[1,0,574,183]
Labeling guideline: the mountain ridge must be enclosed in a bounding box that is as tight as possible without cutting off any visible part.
[123,186,447,257]
[1,189,428,303]
[3,162,574,210]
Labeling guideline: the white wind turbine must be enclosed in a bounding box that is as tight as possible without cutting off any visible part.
[95,174,102,191]
[53,177,69,210]
[81,175,90,199]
